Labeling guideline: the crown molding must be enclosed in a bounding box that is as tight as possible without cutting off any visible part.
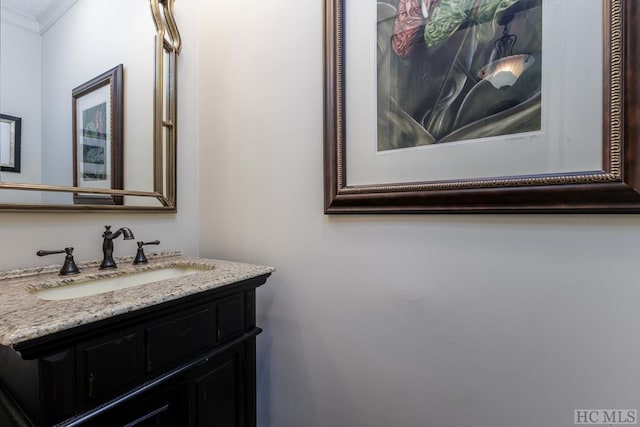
[0,6,40,35]
[1,0,79,35]
[38,0,79,34]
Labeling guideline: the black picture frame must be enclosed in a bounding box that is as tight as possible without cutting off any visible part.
[0,114,22,173]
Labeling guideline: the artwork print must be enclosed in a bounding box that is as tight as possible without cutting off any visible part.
[377,0,543,151]
[81,102,108,181]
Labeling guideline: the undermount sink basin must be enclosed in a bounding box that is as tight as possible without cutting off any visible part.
[33,265,211,301]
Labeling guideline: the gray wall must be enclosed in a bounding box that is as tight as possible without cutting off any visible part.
[197,1,640,426]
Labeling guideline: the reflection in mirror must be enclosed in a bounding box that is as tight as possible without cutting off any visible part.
[71,64,124,205]
[0,114,21,172]
[0,0,179,210]
[0,188,164,209]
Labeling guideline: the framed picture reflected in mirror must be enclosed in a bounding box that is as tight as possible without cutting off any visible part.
[0,114,21,173]
[72,64,124,205]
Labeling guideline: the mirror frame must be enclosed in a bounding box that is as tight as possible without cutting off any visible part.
[0,0,181,212]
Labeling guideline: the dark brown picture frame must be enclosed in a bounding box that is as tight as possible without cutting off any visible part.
[72,64,124,205]
[324,0,640,213]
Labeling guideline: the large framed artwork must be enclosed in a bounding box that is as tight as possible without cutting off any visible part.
[324,0,640,213]
[72,64,124,205]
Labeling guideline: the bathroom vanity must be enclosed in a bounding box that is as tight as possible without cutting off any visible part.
[0,253,274,426]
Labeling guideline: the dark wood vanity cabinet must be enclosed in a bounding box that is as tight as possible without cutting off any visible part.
[0,274,269,427]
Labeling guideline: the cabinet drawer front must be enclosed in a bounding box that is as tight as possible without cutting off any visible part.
[83,332,138,402]
[145,307,216,373]
[217,295,246,342]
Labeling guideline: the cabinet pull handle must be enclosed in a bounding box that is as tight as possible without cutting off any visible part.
[88,373,94,398]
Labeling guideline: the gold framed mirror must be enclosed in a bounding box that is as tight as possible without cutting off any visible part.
[0,0,181,211]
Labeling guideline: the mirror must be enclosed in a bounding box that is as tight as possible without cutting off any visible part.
[0,0,180,211]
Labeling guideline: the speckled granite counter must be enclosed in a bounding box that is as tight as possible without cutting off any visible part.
[0,252,274,348]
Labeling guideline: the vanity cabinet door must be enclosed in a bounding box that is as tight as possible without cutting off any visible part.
[190,344,248,427]
[77,331,140,408]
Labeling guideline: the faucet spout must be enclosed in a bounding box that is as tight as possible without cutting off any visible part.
[108,226,134,241]
[100,225,135,269]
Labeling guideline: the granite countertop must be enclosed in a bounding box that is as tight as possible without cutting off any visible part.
[0,252,274,348]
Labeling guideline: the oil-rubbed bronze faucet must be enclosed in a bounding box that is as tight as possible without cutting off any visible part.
[37,247,80,275]
[133,240,160,265]
[100,225,135,270]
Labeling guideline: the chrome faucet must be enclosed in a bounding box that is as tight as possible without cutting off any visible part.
[100,225,135,269]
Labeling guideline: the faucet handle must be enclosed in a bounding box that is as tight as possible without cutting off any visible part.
[133,241,160,265]
[37,247,80,275]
